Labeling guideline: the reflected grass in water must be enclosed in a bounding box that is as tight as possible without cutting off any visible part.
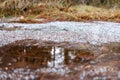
[0,43,94,69]
[0,40,120,79]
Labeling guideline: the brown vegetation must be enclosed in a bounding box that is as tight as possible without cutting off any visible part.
[1,0,120,23]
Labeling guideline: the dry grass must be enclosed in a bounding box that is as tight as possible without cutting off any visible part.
[34,4,120,23]
[1,1,120,23]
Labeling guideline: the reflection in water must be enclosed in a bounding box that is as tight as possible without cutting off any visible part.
[0,41,120,79]
[0,44,93,77]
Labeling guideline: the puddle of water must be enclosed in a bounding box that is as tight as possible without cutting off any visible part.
[0,40,94,79]
[0,21,120,79]
[0,39,120,79]
[0,45,94,68]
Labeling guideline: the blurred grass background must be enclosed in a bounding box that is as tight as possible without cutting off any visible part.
[0,0,120,22]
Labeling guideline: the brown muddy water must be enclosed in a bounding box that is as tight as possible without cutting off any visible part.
[0,39,120,80]
[0,21,120,80]
[0,39,95,79]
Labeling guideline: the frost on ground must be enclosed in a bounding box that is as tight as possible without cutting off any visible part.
[0,21,120,46]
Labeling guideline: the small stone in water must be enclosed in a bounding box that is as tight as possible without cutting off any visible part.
[5,67,8,70]
[118,71,120,78]
[24,76,29,80]
[8,63,12,66]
